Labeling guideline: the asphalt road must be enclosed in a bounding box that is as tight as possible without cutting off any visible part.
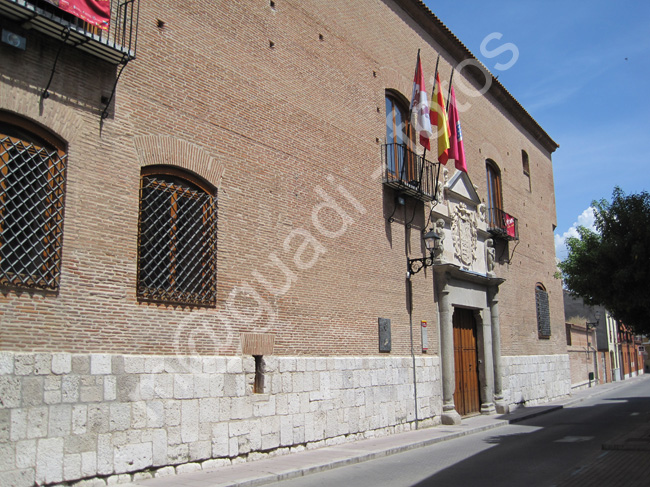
[268,378,650,487]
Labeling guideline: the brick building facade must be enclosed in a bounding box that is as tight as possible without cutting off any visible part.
[565,322,599,388]
[0,1,568,484]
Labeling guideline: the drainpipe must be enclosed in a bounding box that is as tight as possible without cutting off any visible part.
[406,271,419,429]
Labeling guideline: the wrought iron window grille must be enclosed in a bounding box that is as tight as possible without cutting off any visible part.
[536,285,551,338]
[0,135,67,291]
[137,176,217,307]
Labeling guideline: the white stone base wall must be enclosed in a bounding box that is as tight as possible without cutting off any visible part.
[0,352,441,486]
[501,354,570,408]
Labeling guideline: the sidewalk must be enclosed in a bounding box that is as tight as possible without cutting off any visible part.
[132,376,647,487]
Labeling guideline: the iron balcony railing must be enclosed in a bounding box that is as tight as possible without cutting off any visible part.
[487,207,519,241]
[0,0,139,64]
[382,143,440,202]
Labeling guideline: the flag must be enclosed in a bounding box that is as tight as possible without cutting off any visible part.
[409,53,433,150]
[504,213,516,238]
[45,0,111,30]
[447,86,467,173]
[431,72,450,164]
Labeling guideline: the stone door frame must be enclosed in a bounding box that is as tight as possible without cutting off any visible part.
[433,264,508,425]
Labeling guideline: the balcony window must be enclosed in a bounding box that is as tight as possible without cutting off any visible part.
[0,0,139,63]
[486,159,518,240]
[383,92,439,201]
[486,159,502,220]
[385,94,416,180]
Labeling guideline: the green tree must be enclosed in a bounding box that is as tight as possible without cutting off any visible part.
[558,187,650,335]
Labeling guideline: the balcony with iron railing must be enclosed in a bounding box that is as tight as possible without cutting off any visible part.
[382,143,440,202]
[0,0,138,64]
[487,207,519,241]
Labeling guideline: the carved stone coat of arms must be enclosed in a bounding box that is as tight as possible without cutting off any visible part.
[451,202,478,269]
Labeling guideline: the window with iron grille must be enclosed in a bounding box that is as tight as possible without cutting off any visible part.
[137,168,217,306]
[0,119,67,292]
[536,283,551,338]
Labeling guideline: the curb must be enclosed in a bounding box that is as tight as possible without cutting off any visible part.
[213,419,511,487]
[138,377,648,487]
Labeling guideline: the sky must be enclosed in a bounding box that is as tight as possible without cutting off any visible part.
[423,0,650,260]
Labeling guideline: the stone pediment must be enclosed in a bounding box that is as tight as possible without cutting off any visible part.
[429,169,491,274]
[446,171,481,206]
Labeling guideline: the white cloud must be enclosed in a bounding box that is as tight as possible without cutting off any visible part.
[555,207,596,260]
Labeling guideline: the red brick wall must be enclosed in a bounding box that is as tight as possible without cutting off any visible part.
[0,0,562,360]
[566,323,597,386]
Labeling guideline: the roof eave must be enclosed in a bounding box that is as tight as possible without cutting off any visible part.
[395,0,559,154]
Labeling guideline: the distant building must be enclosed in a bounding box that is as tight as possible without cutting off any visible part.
[563,290,645,384]
[564,320,598,388]
[641,337,650,373]
[563,291,611,384]
[618,324,643,379]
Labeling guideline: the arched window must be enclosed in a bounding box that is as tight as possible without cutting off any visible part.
[485,159,503,229]
[536,283,551,338]
[522,150,531,191]
[0,112,67,291]
[385,92,416,181]
[137,165,217,307]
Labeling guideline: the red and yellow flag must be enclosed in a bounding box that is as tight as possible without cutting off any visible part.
[431,72,451,164]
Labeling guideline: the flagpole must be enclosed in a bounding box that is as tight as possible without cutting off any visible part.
[433,54,440,84]
[432,54,440,91]
[429,56,445,201]
[446,67,455,112]
[409,49,421,122]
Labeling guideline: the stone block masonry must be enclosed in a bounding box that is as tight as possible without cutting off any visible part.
[0,0,569,483]
[501,354,571,408]
[0,352,441,486]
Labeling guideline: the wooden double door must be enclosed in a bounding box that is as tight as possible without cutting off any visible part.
[453,307,481,416]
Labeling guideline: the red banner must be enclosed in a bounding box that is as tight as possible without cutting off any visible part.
[504,214,516,238]
[47,0,111,31]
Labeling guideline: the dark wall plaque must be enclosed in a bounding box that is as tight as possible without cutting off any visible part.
[378,317,391,352]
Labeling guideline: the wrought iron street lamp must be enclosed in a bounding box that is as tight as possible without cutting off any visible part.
[407,229,442,276]
[586,309,601,333]
[405,227,442,430]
